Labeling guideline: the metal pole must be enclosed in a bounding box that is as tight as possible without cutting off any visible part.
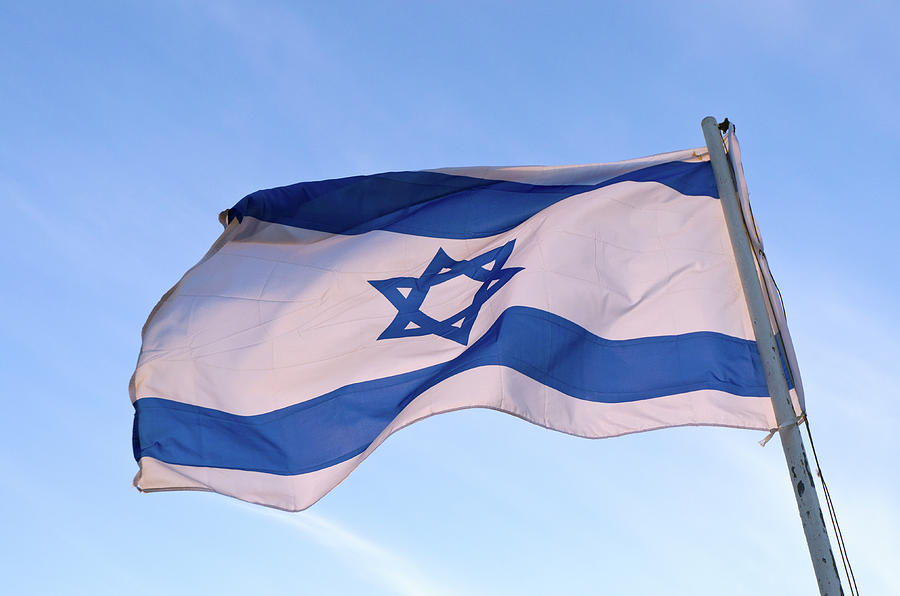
[701,116,843,596]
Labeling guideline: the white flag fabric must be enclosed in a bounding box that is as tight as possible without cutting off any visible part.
[131,146,798,511]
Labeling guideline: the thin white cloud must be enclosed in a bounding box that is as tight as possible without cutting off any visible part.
[241,505,462,596]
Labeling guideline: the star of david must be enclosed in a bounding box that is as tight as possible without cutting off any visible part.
[369,239,523,345]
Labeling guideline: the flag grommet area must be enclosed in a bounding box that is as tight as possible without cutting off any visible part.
[130,145,801,511]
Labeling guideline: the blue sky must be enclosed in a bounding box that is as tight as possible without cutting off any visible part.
[2,1,897,594]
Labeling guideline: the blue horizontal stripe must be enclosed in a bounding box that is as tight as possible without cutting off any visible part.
[133,306,784,477]
[229,160,718,239]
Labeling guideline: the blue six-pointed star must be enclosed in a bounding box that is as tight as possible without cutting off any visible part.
[369,239,523,345]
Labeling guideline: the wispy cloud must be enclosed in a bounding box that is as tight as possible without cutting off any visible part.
[240,505,462,596]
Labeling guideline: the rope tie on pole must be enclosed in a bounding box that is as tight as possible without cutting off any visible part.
[759,413,860,594]
[759,412,807,447]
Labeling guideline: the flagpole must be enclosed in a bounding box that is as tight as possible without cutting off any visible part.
[701,116,843,595]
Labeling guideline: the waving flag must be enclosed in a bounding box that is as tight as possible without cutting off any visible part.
[131,147,798,511]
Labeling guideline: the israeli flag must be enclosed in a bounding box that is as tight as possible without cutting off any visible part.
[131,147,797,511]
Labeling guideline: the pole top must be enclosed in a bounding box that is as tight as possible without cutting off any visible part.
[701,115,718,128]
[700,116,730,134]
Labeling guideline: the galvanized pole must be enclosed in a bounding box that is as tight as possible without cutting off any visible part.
[701,116,843,596]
